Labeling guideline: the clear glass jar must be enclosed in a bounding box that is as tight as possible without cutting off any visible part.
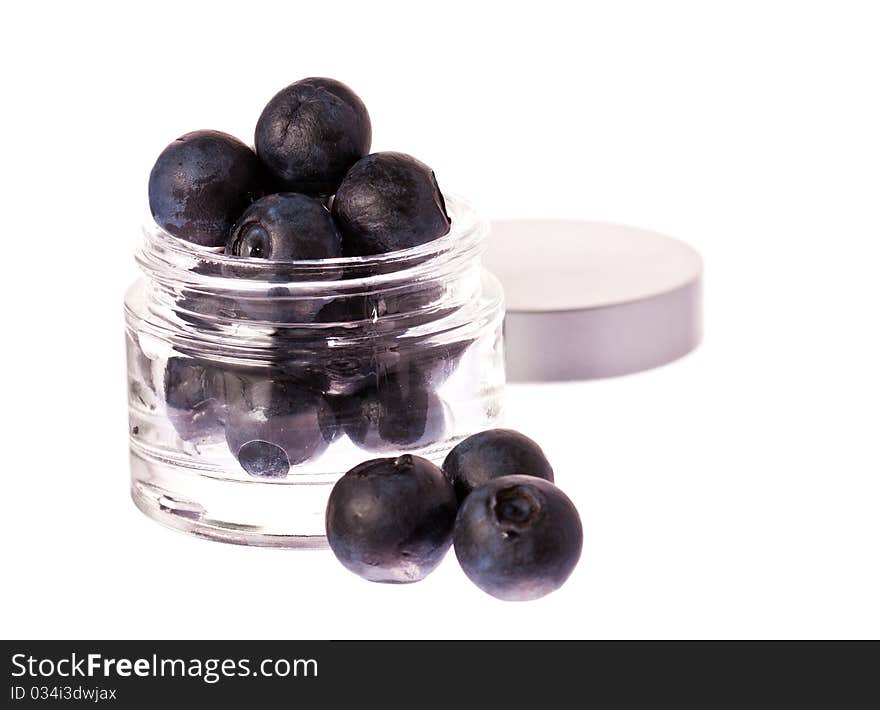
[124,196,505,547]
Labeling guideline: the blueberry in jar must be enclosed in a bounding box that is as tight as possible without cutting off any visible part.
[163,357,226,445]
[454,475,582,601]
[223,371,332,478]
[443,429,554,502]
[214,193,344,325]
[340,371,447,452]
[255,77,371,196]
[318,346,402,398]
[332,152,451,256]
[148,130,266,247]
[226,193,343,260]
[314,281,445,327]
[314,290,466,394]
[318,395,345,444]
[183,284,333,328]
[325,455,458,583]
[396,339,472,390]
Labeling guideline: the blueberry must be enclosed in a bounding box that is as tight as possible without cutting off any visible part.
[443,429,554,502]
[319,346,402,398]
[311,286,467,394]
[325,455,458,583]
[332,152,451,256]
[148,130,266,246]
[163,357,226,445]
[174,273,332,328]
[398,339,471,390]
[178,284,334,328]
[255,77,371,196]
[226,193,343,260]
[223,372,332,477]
[454,476,582,601]
[318,395,345,444]
[313,292,397,325]
[315,282,446,326]
[340,372,447,452]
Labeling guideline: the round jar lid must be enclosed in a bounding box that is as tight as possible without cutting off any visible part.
[484,219,703,382]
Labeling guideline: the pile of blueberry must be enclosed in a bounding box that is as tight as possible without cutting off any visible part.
[144,78,580,601]
[147,78,462,476]
[148,76,449,256]
[326,429,583,601]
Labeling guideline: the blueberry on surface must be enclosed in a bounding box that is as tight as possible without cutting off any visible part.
[148,130,266,246]
[454,475,582,601]
[223,373,331,477]
[443,429,554,502]
[163,357,226,445]
[340,372,447,452]
[325,455,458,583]
[332,152,451,256]
[255,77,371,196]
[226,193,343,260]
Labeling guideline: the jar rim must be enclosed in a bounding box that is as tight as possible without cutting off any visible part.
[138,194,487,290]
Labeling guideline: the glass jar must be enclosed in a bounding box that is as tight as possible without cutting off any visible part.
[124,196,505,548]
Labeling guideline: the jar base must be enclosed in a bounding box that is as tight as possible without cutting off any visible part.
[128,432,473,549]
[130,481,330,549]
[129,446,333,549]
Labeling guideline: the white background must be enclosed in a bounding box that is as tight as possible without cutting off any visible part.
[2,0,878,639]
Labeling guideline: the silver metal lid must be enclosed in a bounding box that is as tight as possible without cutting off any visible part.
[484,219,703,382]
